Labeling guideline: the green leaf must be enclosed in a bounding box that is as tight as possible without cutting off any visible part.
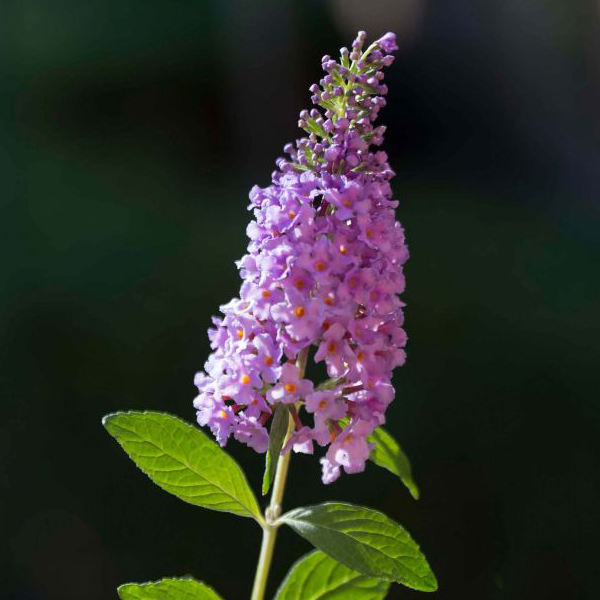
[280,502,437,592]
[368,427,420,500]
[273,550,390,600]
[103,411,262,521]
[262,403,290,495]
[118,577,223,600]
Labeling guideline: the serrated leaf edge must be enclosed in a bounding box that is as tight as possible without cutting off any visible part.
[369,427,420,500]
[117,576,223,600]
[281,502,438,592]
[273,550,390,600]
[103,411,262,523]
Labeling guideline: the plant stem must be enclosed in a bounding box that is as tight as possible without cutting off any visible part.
[250,416,293,600]
[250,347,309,600]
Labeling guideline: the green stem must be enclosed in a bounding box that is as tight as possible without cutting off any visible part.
[250,347,309,600]
[250,415,293,600]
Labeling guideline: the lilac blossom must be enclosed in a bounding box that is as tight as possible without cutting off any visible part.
[193,31,408,483]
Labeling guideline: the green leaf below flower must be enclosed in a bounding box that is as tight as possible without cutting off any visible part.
[103,411,262,522]
[280,502,437,592]
[273,550,390,600]
[262,403,290,496]
[368,427,420,499]
[118,577,223,600]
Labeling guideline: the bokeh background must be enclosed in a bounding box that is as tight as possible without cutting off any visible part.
[2,0,599,598]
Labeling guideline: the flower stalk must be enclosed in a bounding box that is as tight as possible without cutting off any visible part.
[250,414,293,600]
[251,347,308,600]
[193,29,406,486]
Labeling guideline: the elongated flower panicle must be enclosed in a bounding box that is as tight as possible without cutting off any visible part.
[194,31,406,484]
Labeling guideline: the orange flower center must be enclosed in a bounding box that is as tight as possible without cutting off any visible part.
[294,306,306,318]
[315,261,326,272]
[284,383,297,394]
[241,375,251,385]
[264,357,274,366]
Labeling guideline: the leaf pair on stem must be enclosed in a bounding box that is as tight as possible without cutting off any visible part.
[103,411,436,598]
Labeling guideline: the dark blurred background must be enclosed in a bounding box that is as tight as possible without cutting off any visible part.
[2,0,599,598]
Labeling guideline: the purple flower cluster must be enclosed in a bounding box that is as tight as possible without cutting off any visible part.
[194,31,408,483]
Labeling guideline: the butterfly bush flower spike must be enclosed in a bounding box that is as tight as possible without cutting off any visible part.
[193,31,408,484]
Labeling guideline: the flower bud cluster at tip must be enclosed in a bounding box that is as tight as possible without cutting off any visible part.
[274,30,398,181]
[193,32,406,484]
